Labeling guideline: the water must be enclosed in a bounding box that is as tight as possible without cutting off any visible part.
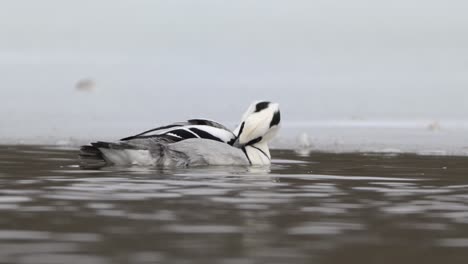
[1,145,468,264]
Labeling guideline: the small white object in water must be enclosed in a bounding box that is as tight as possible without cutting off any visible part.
[55,139,73,146]
[297,132,311,149]
[295,132,313,156]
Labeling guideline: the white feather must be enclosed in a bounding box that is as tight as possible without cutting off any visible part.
[100,149,155,166]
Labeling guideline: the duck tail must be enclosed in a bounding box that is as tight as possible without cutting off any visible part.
[79,141,154,168]
[79,141,132,168]
[79,142,112,169]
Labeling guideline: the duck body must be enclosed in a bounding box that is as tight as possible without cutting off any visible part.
[80,101,280,168]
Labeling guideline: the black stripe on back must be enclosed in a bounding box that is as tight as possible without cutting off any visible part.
[189,128,224,142]
[168,129,198,139]
[121,124,182,141]
[188,119,213,126]
[187,119,226,130]
[255,101,270,112]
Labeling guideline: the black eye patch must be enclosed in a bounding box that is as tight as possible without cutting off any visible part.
[269,111,281,127]
[189,128,223,142]
[255,101,270,112]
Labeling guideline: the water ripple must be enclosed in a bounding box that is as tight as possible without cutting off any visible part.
[1,146,468,264]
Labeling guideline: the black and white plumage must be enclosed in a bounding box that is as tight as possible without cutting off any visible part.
[120,119,236,143]
[79,101,281,168]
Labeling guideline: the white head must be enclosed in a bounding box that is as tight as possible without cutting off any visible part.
[232,101,281,165]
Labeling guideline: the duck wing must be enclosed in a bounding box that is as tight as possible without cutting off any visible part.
[120,119,236,144]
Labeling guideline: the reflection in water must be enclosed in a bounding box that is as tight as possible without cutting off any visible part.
[0,146,468,263]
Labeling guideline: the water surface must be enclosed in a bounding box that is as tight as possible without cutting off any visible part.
[1,145,468,264]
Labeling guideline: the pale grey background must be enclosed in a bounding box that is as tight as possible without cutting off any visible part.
[0,0,467,144]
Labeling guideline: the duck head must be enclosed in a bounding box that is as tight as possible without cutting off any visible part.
[232,101,281,165]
